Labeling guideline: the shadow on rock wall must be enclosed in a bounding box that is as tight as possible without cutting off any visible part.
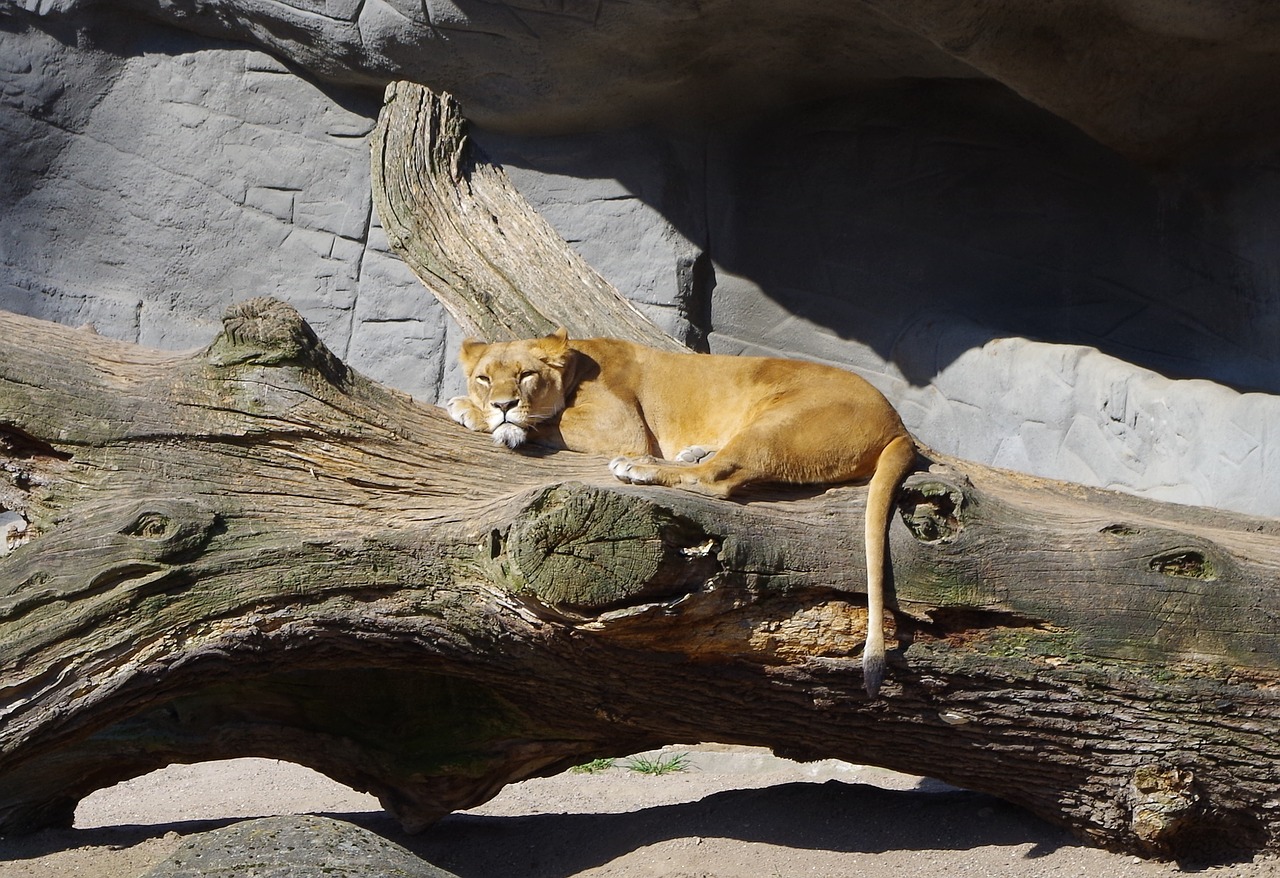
[477,82,1280,515]
[486,80,1277,397]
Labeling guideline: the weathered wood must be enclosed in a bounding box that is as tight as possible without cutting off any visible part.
[370,82,681,349]
[0,80,1277,862]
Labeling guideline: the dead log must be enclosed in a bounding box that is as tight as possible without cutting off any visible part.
[0,82,1278,862]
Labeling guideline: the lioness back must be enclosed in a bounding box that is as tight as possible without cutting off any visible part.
[563,338,908,480]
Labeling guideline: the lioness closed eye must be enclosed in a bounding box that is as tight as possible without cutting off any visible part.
[447,328,916,697]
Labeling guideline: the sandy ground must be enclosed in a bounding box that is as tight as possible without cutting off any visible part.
[1,748,1277,878]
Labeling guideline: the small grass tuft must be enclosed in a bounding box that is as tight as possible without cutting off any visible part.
[624,752,691,776]
[569,758,617,774]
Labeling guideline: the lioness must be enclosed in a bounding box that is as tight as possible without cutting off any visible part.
[448,328,916,697]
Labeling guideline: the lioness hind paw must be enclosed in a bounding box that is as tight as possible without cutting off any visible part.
[609,456,657,485]
[675,445,714,464]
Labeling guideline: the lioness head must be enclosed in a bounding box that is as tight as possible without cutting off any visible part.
[456,327,574,448]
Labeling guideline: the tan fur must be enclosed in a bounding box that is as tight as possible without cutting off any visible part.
[448,328,916,696]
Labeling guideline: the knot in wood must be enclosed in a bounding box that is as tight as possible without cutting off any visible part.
[0,499,217,626]
[504,484,719,612]
[1148,548,1217,581]
[116,500,218,559]
[898,476,968,543]
[1129,764,1199,854]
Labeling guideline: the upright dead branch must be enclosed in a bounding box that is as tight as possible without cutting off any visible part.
[370,82,681,349]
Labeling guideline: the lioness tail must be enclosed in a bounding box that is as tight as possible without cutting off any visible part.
[861,434,916,698]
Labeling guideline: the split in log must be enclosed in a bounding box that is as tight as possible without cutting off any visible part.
[1,82,1278,863]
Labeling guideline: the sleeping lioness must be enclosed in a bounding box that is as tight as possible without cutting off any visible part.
[447,328,916,697]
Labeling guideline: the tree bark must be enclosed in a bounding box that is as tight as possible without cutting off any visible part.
[370,81,682,350]
[0,83,1278,862]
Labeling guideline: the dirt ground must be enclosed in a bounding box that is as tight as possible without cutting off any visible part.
[1,748,1276,878]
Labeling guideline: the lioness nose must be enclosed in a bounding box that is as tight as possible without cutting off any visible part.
[491,399,517,413]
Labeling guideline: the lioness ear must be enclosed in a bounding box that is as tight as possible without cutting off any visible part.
[459,338,487,371]
[538,327,571,367]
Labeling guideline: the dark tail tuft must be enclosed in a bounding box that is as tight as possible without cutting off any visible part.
[863,648,885,699]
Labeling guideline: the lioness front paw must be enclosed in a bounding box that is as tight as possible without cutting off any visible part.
[446,396,486,431]
[609,455,659,485]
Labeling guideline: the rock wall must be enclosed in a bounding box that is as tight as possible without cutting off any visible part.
[1,5,1278,516]
[0,15,459,400]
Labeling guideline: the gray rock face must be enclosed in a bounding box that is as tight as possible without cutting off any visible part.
[142,815,460,878]
[1,7,1279,516]
[0,15,461,402]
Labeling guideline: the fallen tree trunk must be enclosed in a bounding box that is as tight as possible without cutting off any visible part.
[2,299,1279,859]
[1,83,1278,862]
